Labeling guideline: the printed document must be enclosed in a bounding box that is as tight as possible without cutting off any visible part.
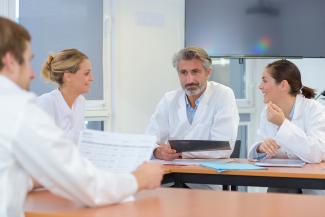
[79,130,156,173]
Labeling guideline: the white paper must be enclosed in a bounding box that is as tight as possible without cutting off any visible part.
[79,130,156,173]
[255,159,306,167]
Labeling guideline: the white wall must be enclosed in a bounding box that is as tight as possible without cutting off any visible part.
[291,58,325,105]
[111,0,184,133]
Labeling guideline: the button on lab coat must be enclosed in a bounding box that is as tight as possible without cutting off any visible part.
[146,81,240,158]
[248,94,325,163]
[37,89,85,144]
[0,75,137,217]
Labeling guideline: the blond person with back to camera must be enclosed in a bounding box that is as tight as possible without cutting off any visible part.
[0,16,163,217]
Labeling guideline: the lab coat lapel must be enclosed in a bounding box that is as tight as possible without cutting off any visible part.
[177,92,189,125]
[292,94,303,120]
[192,82,211,125]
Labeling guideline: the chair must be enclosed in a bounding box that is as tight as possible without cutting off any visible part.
[230,140,241,158]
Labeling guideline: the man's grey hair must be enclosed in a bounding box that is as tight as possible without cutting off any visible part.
[172,47,212,72]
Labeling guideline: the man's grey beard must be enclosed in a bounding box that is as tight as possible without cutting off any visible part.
[183,82,207,96]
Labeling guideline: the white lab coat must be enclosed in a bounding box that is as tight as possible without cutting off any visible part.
[0,75,137,217]
[37,89,85,144]
[248,94,325,163]
[146,81,239,158]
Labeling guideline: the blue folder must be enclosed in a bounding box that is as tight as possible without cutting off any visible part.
[201,162,266,172]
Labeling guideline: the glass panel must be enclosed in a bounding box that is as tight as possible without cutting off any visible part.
[210,58,246,99]
[18,0,103,100]
[239,113,250,122]
[85,120,104,131]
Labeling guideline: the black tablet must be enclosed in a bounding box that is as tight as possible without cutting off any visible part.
[168,140,231,153]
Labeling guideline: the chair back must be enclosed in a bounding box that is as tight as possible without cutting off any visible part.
[230,140,241,158]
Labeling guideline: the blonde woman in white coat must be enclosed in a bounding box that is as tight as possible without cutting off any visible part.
[248,60,325,194]
[37,49,93,144]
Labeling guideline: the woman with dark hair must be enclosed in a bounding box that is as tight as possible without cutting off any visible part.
[248,59,325,163]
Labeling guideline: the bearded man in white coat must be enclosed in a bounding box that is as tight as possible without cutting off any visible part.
[146,47,239,160]
[0,16,163,217]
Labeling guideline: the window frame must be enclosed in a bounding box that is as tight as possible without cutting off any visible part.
[85,0,113,131]
[0,0,17,20]
[211,58,254,108]
[3,0,113,131]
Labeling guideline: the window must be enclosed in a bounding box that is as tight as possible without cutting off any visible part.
[85,120,105,131]
[0,0,16,19]
[210,58,255,156]
[210,58,253,107]
[17,0,112,130]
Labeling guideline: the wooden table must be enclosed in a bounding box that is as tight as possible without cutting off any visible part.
[163,160,325,189]
[25,188,325,217]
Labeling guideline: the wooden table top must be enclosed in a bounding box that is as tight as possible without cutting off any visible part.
[25,188,325,217]
[163,159,325,179]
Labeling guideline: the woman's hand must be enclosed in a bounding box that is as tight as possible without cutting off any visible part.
[257,138,280,158]
[266,101,286,126]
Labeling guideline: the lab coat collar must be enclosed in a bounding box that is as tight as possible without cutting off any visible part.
[192,82,212,124]
[0,74,25,94]
[177,81,212,125]
[184,93,203,108]
[292,94,304,120]
[54,88,76,114]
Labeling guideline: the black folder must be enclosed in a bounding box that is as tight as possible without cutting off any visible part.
[168,140,231,153]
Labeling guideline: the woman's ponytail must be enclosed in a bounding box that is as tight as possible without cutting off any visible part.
[301,85,316,99]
